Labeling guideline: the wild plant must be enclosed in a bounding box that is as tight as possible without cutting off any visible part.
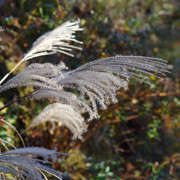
[0,116,66,179]
[0,19,83,180]
[0,19,173,179]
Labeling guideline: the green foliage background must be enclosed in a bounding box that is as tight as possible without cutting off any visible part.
[0,0,179,179]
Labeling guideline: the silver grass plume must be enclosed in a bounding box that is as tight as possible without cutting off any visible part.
[0,19,82,85]
[0,56,173,139]
[0,147,67,180]
[30,103,87,139]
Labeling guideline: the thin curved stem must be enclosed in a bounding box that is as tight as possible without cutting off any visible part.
[0,138,16,149]
[0,60,23,85]
[0,117,25,147]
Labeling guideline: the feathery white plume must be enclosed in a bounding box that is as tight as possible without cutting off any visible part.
[23,19,82,60]
[29,103,87,139]
[0,56,173,139]
[0,19,82,84]
[0,147,66,179]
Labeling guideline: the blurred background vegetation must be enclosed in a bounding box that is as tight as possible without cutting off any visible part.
[0,0,179,179]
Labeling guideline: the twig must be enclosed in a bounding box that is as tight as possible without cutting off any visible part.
[0,89,38,112]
